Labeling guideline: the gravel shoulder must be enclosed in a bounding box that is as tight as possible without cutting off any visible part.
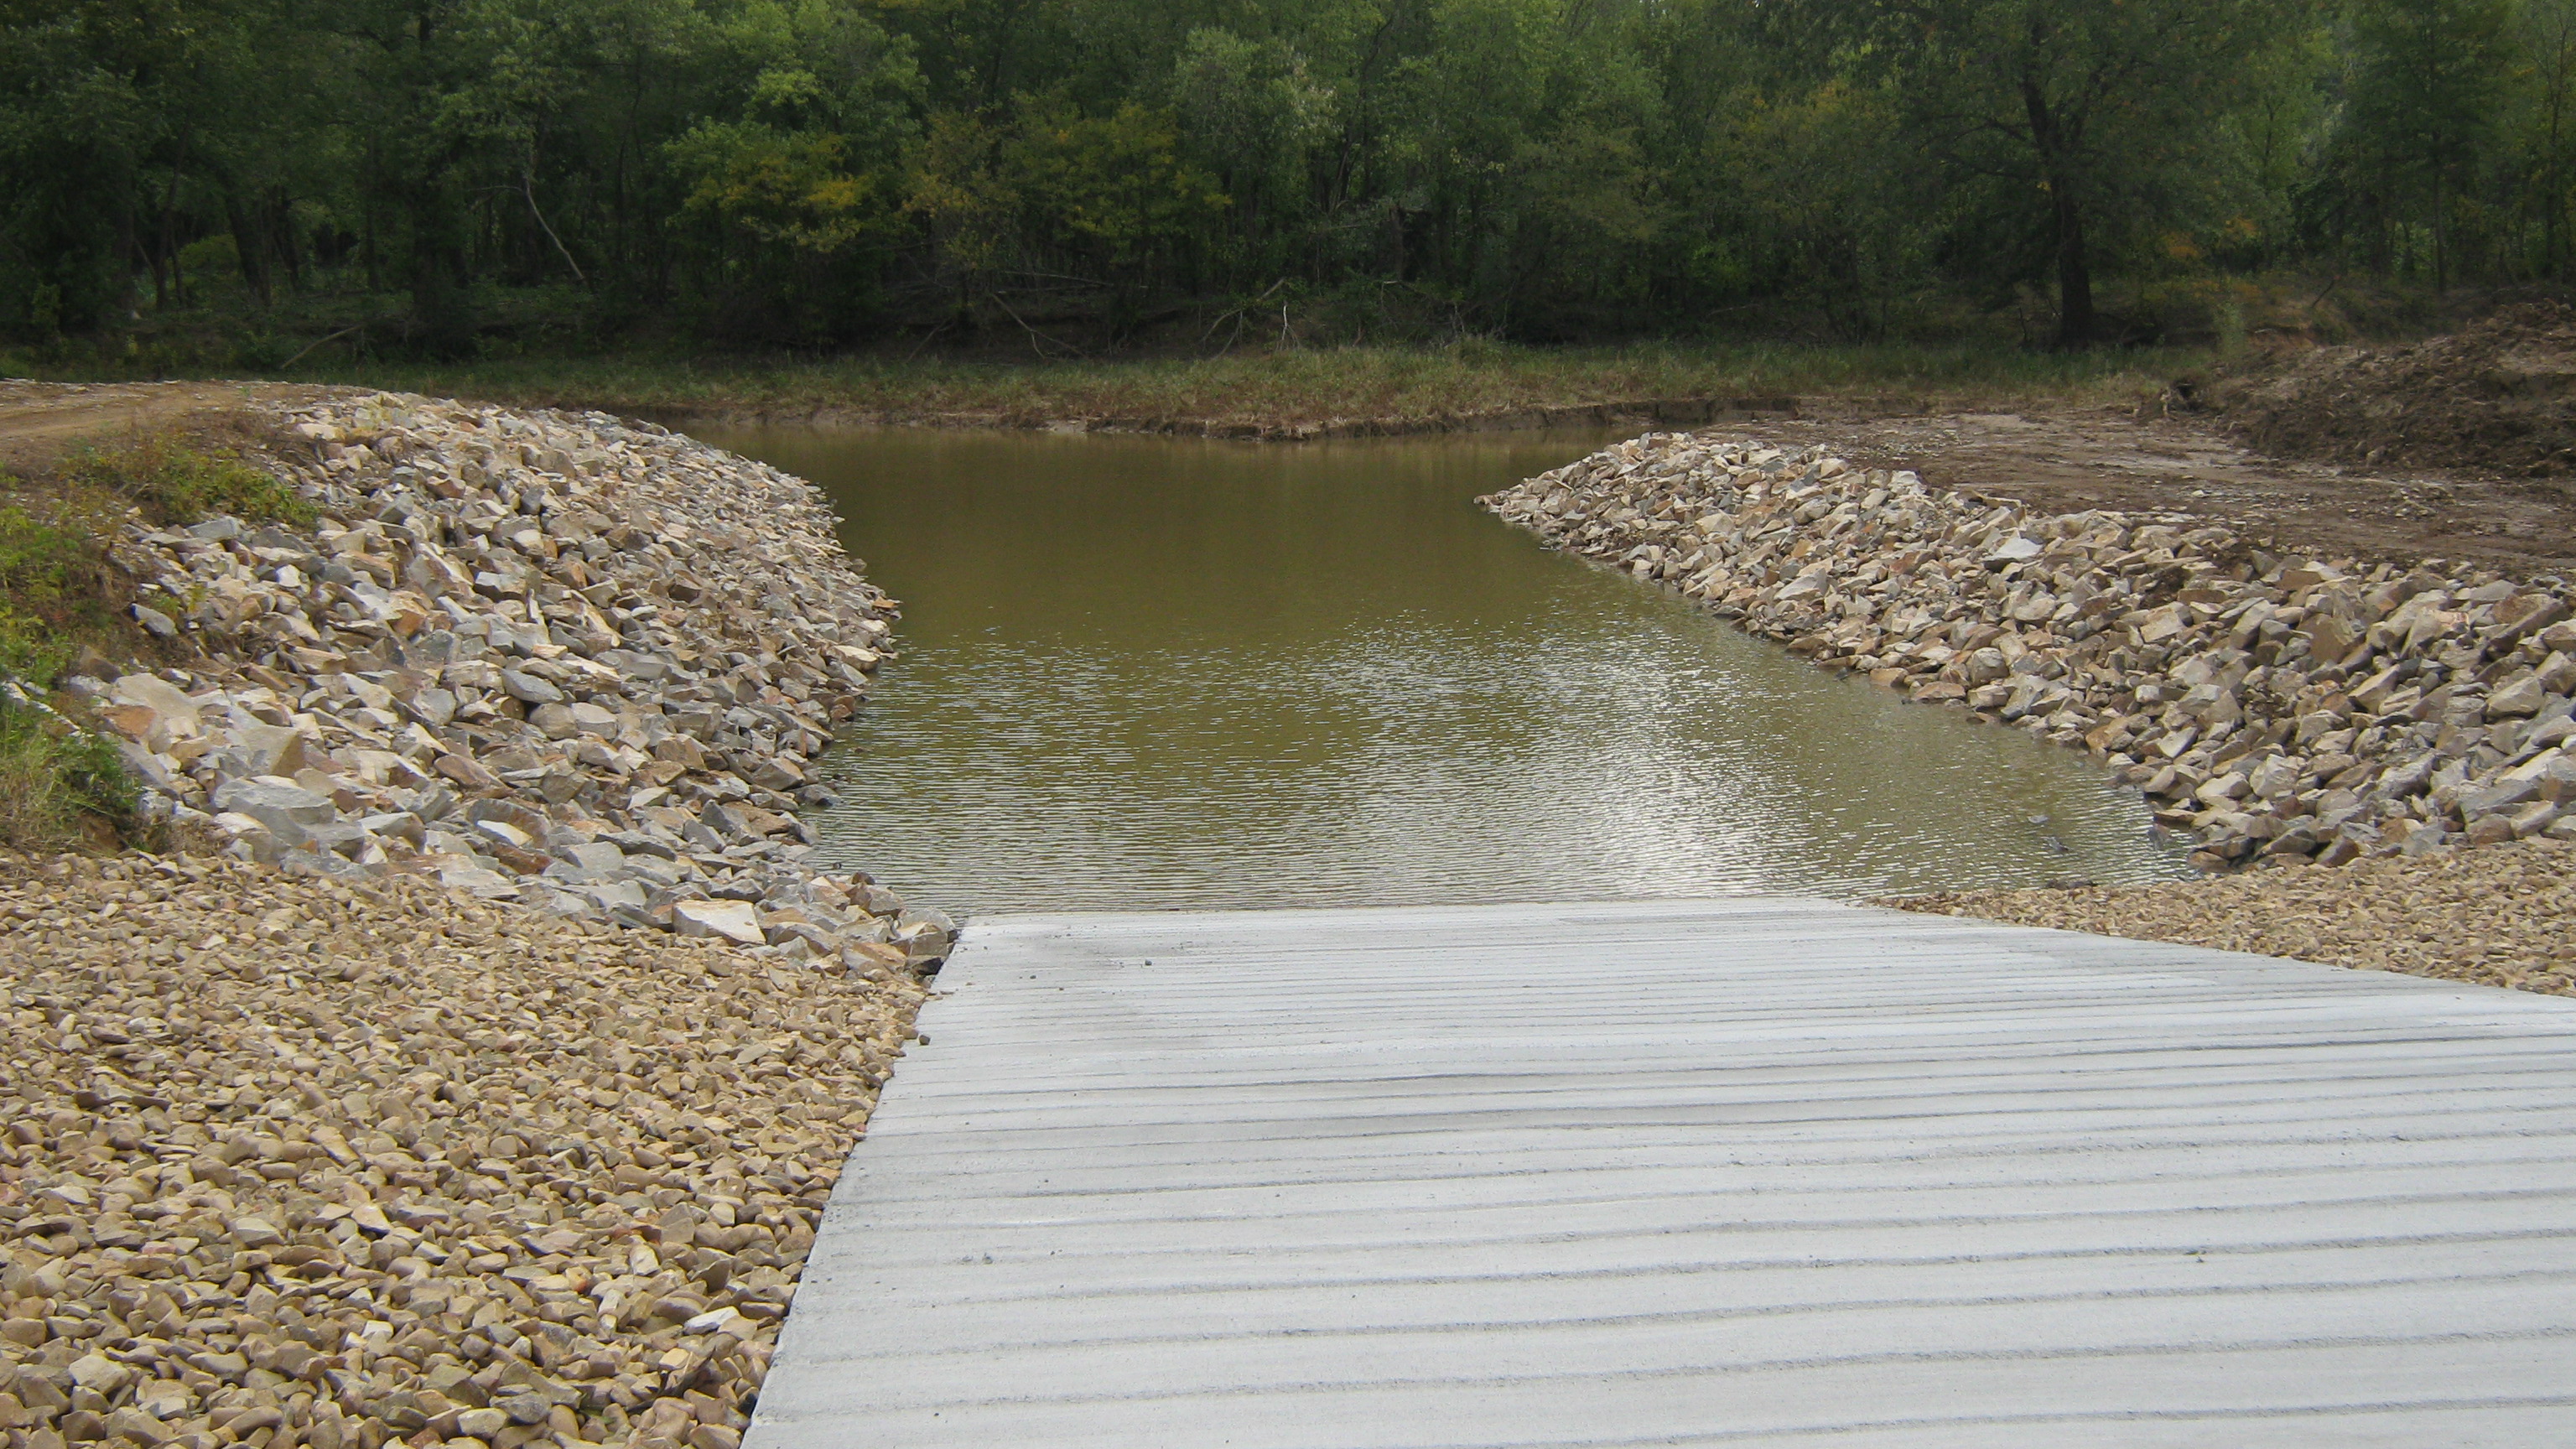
[0,850,928,1449]
[1888,839,2575,997]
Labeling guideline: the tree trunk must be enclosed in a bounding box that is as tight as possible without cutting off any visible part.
[2434,172,2449,293]
[274,190,304,293]
[226,188,273,306]
[2021,79,2093,350]
[154,136,189,310]
[2050,179,2096,349]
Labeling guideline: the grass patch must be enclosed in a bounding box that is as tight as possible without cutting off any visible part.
[283,339,2208,429]
[0,491,130,683]
[0,692,133,852]
[59,432,316,527]
[0,487,146,849]
[0,429,307,851]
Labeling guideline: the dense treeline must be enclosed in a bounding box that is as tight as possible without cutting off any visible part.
[2,0,2570,354]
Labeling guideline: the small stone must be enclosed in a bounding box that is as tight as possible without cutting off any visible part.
[65,1357,132,1397]
[2488,675,2546,718]
[494,1394,552,1426]
[211,778,335,831]
[226,1214,286,1247]
[103,1409,167,1446]
[682,1306,746,1336]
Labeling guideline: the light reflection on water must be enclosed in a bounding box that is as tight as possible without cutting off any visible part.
[699,427,2189,915]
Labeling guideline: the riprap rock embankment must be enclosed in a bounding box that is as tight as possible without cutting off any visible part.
[1487,435,2576,870]
[84,392,948,970]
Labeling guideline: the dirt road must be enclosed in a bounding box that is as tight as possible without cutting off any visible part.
[0,380,332,475]
[1755,402,2576,579]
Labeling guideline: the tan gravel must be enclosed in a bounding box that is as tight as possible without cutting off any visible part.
[0,849,928,1449]
[1888,837,2576,998]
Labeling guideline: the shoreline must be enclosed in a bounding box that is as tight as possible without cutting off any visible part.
[1484,434,2576,986]
[26,340,2188,450]
[618,392,1810,443]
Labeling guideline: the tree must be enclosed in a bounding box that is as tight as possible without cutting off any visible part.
[1831,0,2313,347]
[2517,0,2576,276]
[1166,27,1332,280]
[2333,0,2511,288]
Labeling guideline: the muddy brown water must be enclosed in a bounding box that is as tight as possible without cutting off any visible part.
[701,427,2189,913]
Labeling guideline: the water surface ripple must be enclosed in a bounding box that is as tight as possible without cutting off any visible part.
[702,428,2187,913]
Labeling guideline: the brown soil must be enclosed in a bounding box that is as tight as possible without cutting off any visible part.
[2204,300,2576,478]
[1751,402,2576,580]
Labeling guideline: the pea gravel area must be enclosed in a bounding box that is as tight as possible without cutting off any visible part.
[1890,837,2576,998]
[0,849,928,1449]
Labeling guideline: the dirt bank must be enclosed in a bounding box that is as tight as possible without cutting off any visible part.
[1757,403,2576,581]
[0,382,337,477]
[2205,300,2576,480]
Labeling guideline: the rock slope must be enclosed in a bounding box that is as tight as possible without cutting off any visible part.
[1485,435,2576,870]
[81,393,948,969]
[0,850,927,1449]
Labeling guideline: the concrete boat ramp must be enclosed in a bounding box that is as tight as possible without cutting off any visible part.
[748,898,2576,1446]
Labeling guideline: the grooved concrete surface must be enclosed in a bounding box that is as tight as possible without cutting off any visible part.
[747,899,2576,1447]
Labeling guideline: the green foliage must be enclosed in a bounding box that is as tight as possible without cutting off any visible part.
[60,436,314,527]
[7,0,2576,351]
[0,480,138,849]
[2327,0,2515,286]
[1005,99,1224,272]
[0,689,134,850]
[0,500,96,683]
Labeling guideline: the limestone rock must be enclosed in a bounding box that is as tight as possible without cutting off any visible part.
[674,899,765,945]
[83,388,944,976]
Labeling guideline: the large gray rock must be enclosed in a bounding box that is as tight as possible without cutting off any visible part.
[210,777,336,834]
[500,668,565,705]
[2487,675,2547,718]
